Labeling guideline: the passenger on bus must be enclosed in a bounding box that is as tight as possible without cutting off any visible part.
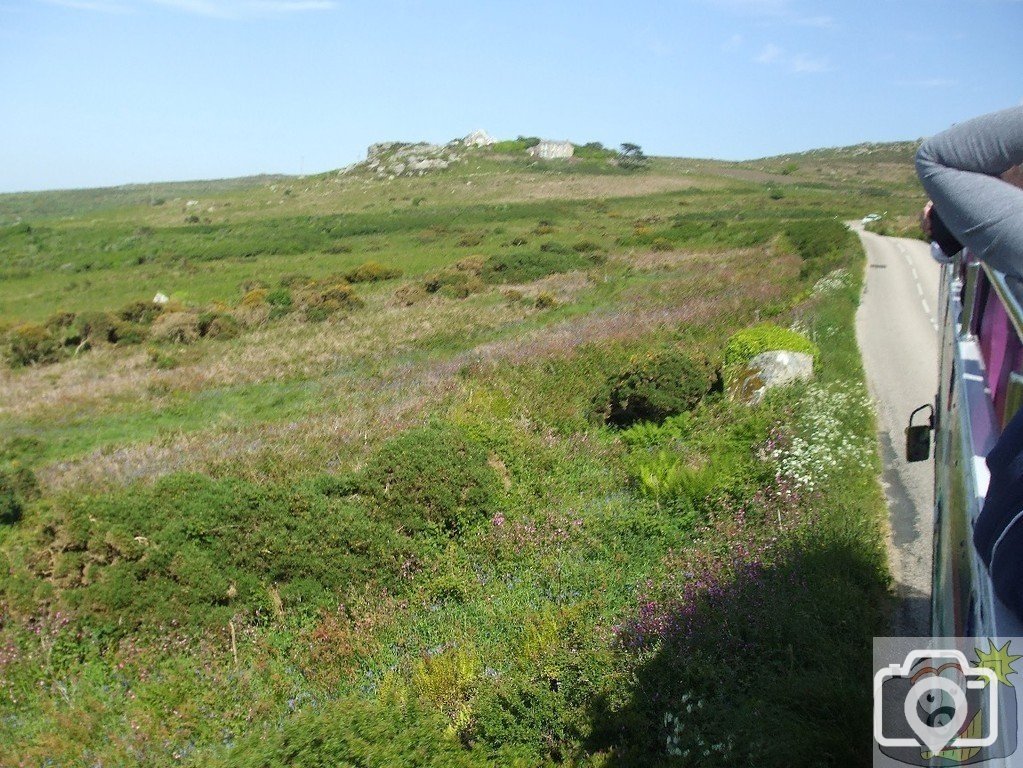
[916,105,1023,277]
[918,106,1023,613]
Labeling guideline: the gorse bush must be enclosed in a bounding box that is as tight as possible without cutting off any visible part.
[212,697,483,768]
[481,250,596,284]
[592,348,715,428]
[5,323,60,366]
[4,300,175,365]
[783,219,851,263]
[117,300,164,325]
[34,473,422,631]
[303,283,364,318]
[343,260,403,283]
[360,424,502,535]
[723,323,819,369]
[240,287,269,308]
[783,219,853,280]
[533,292,557,310]
[0,272,372,362]
[423,269,486,300]
[197,311,241,340]
[265,288,293,308]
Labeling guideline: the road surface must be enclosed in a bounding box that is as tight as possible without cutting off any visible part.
[853,223,940,636]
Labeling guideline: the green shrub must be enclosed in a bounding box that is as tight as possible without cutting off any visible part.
[265,288,293,308]
[361,424,501,534]
[490,137,540,154]
[41,473,421,631]
[723,323,819,370]
[6,323,61,366]
[211,698,482,768]
[481,251,593,284]
[783,219,850,262]
[117,300,163,325]
[74,311,120,344]
[534,292,557,310]
[592,348,715,428]
[573,142,617,160]
[197,312,241,340]
[240,287,269,308]
[470,676,573,761]
[344,260,403,283]
[393,282,429,306]
[306,283,364,316]
[109,320,147,345]
[44,311,78,333]
[423,270,485,300]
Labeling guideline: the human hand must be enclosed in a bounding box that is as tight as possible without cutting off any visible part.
[1002,164,1023,190]
[921,200,934,239]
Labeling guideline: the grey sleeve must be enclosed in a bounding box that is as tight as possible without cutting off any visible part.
[916,105,1023,277]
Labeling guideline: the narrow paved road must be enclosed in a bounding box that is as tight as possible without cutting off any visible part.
[853,223,940,636]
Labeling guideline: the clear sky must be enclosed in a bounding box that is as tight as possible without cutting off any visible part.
[1,0,1020,192]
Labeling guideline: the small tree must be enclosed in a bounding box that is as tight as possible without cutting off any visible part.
[618,142,648,170]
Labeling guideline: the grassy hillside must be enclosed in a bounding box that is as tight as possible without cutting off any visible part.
[0,142,925,766]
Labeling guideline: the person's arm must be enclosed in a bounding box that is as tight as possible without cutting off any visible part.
[915,106,1023,277]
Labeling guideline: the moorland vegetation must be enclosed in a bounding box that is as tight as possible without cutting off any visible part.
[0,137,926,766]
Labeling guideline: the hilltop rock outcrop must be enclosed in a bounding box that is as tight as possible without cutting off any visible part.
[351,130,496,179]
[463,129,495,147]
[528,140,574,160]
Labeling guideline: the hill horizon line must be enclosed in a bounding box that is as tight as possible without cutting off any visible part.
[0,137,922,199]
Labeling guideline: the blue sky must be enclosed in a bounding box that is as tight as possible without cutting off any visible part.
[1,0,1020,192]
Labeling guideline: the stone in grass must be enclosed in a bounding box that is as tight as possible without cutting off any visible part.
[731,350,814,405]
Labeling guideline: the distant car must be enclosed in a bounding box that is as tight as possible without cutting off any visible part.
[862,213,882,225]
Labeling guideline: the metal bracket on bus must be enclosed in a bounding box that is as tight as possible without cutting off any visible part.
[1003,372,1023,428]
[959,262,981,338]
[905,403,935,462]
